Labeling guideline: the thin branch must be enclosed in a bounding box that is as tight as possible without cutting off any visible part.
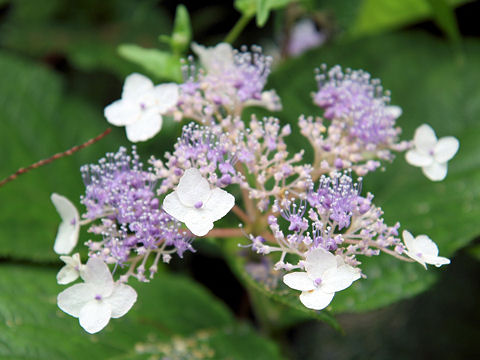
[206,228,243,238]
[232,205,251,224]
[0,128,112,188]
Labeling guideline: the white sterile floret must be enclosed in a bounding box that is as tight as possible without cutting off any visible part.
[51,193,80,255]
[405,124,459,181]
[283,248,361,310]
[162,168,235,237]
[402,230,450,269]
[57,257,137,334]
[104,73,179,142]
[191,42,234,74]
[57,253,85,285]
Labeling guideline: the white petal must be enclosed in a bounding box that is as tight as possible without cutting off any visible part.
[79,300,112,334]
[51,193,80,255]
[299,289,335,310]
[404,250,427,269]
[125,110,162,142]
[122,73,154,100]
[304,248,337,279]
[321,265,361,293]
[176,168,211,207]
[152,83,179,113]
[423,255,450,267]
[414,124,437,152]
[434,136,459,163]
[203,188,235,222]
[60,253,81,267]
[184,214,214,237]
[57,283,96,317]
[104,99,140,126]
[402,230,416,252]
[56,264,80,285]
[422,162,447,181]
[385,105,402,119]
[405,150,433,167]
[108,283,138,318]
[81,258,114,296]
[163,192,189,223]
[283,272,316,291]
[413,235,439,257]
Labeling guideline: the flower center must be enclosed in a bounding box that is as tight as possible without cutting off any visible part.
[314,278,322,286]
[94,294,102,301]
[194,201,203,209]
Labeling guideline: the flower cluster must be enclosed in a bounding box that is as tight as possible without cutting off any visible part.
[50,42,457,332]
[81,146,194,273]
[252,172,403,271]
[175,43,281,123]
[303,65,409,176]
[152,122,243,194]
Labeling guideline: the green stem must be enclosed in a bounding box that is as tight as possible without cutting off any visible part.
[224,13,253,44]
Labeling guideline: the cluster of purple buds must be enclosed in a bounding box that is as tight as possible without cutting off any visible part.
[80,147,193,282]
[251,171,403,271]
[303,65,409,176]
[174,43,281,123]
[151,122,244,194]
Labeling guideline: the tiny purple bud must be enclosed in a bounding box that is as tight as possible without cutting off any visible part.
[334,158,343,169]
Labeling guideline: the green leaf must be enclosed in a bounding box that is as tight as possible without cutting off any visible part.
[426,0,461,43]
[235,0,293,27]
[256,0,271,26]
[350,0,470,38]
[118,44,182,82]
[0,50,128,262]
[171,4,192,54]
[0,264,281,359]
[0,0,172,78]
[264,31,480,311]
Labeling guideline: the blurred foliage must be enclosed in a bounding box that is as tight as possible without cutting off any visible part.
[0,0,172,78]
[0,51,128,261]
[348,0,470,37]
[235,0,294,27]
[0,265,282,359]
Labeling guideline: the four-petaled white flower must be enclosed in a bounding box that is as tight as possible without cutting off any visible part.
[57,253,85,285]
[104,73,179,142]
[51,193,80,255]
[402,230,450,269]
[283,248,360,310]
[162,168,235,237]
[191,42,234,74]
[283,248,361,310]
[57,257,137,334]
[405,124,459,181]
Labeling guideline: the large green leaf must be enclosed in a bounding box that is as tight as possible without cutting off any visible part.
[0,0,171,78]
[0,51,129,261]
[259,31,480,311]
[350,0,469,37]
[0,264,282,359]
[117,44,182,82]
